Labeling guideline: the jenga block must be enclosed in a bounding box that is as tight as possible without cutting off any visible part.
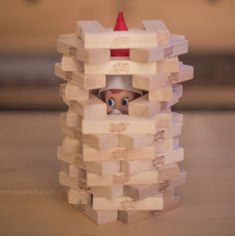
[59,83,89,101]
[57,146,84,169]
[58,146,120,176]
[158,163,180,182]
[60,170,123,199]
[143,20,170,43]
[154,125,182,142]
[84,59,157,75]
[128,94,182,118]
[55,63,106,90]
[81,30,158,49]
[82,111,176,135]
[62,136,81,154]
[82,138,176,161]
[158,57,180,74]
[93,194,163,211]
[61,56,84,72]
[86,170,159,186]
[91,186,123,199]
[132,64,193,91]
[119,121,182,150]
[70,95,106,119]
[57,33,110,64]
[85,160,120,176]
[68,165,81,178]
[76,204,118,225]
[59,113,80,138]
[64,109,81,129]
[120,148,184,174]
[119,134,153,149]
[130,36,188,63]
[82,114,155,134]
[159,85,182,110]
[148,84,181,102]
[82,134,119,150]
[124,171,186,200]
[82,144,155,162]
[118,195,180,224]
[76,20,105,40]
[155,138,178,154]
[59,170,88,192]
[128,94,162,118]
[67,188,91,205]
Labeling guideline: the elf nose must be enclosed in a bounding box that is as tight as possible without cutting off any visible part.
[111,109,122,115]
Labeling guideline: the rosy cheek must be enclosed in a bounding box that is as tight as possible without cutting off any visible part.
[107,106,113,114]
[122,106,128,114]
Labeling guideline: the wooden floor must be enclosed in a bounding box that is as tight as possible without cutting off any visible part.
[0,112,235,236]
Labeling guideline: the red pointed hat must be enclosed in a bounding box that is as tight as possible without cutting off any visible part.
[111,12,129,57]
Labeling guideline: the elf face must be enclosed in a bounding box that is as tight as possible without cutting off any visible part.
[102,89,140,115]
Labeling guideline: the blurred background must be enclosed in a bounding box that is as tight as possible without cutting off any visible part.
[0,0,235,111]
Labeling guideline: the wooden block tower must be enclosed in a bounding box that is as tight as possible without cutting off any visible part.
[55,12,193,224]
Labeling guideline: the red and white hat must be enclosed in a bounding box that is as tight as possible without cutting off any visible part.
[100,12,142,96]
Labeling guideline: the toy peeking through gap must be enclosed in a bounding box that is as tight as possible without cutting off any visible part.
[99,12,143,115]
[99,75,143,115]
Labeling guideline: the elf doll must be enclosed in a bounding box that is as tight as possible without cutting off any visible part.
[99,12,143,115]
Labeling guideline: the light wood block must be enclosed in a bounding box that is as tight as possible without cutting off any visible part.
[85,160,120,176]
[84,59,157,75]
[120,148,184,174]
[76,204,118,225]
[128,94,182,118]
[67,188,91,205]
[59,83,89,101]
[119,134,153,150]
[93,195,163,211]
[82,30,158,49]
[58,146,120,176]
[119,122,182,149]
[148,84,181,102]
[124,171,186,200]
[158,57,180,74]
[91,186,123,200]
[143,20,170,43]
[82,111,177,134]
[118,195,180,224]
[57,33,110,64]
[158,163,180,182]
[82,114,155,134]
[84,57,179,75]
[57,146,84,169]
[62,136,81,154]
[86,170,159,187]
[63,109,81,129]
[130,36,188,63]
[70,95,106,119]
[61,56,84,72]
[82,145,154,162]
[59,113,80,138]
[60,170,123,199]
[68,165,81,178]
[132,64,193,91]
[76,20,105,40]
[55,63,106,90]
[153,125,182,143]
[82,134,119,150]
[59,170,89,192]
[128,94,162,118]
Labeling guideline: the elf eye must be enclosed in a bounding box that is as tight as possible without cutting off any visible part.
[107,98,115,107]
[122,98,129,106]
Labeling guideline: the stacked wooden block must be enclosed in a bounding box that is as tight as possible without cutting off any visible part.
[55,19,193,224]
